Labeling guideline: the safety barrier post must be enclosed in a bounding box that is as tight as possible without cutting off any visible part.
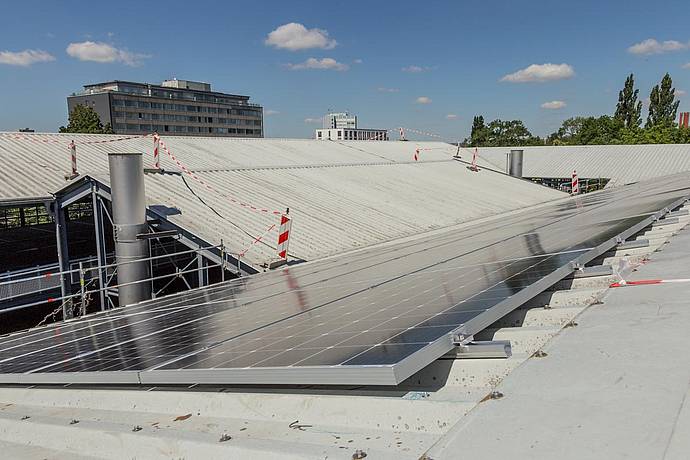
[572,170,579,195]
[65,140,79,179]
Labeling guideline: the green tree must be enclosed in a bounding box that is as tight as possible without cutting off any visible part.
[614,73,642,129]
[646,73,680,128]
[485,119,542,146]
[547,117,587,144]
[569,116,625,145]
[467,115,489,146]
[59,105,114,134]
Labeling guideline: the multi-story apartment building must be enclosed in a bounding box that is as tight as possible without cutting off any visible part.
[67,79,263,137]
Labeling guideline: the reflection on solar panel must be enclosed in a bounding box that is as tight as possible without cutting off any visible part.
[1,173,689,386]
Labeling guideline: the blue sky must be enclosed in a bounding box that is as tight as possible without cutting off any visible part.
[1,0,689,139]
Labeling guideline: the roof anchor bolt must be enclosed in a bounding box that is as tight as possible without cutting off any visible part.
[352,449,368,459]
[533,350,548,358]
[219,433,232,442]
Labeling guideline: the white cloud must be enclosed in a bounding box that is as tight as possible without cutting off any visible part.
[0,49,55,66]
[264,109,280,115]
[353,58,363,64]
[683,63,690,69]
[677,89,687,96]
[416,96,432,104]
[285,57,349,71]
[446,114,458,119]
[66,41,150,66]
[628,38,688,55]
[304,117,322,124]
[402,65,431,73]
[541,100,567,109]
[377,87,399,93]
[265,23,337,51]
[501,63,575,83]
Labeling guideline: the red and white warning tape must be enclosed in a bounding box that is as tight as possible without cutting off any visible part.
[238,222,278,258]
[156,135,283,216]
[399,126,446,140]
[1,133,150,145]
[610,278,690,288]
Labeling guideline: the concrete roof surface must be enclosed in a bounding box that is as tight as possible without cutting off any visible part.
[476,143,690,186]
[0,132,563,268]
[427,216,690,459]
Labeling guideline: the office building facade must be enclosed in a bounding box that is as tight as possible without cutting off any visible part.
[67,79,263,137]
[315,128,388,141]
[324,112,357,129]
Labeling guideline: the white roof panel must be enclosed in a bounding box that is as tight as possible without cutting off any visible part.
[0,133,563,268]
[475,144,690,186]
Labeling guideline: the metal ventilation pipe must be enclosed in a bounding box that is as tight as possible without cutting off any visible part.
[108,152,151,306]
[508,149,524,177]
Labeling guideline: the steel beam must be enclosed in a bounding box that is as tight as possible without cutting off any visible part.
[652,217,680,226]
[53,199,72,319]
[666,209,689,218]
[91,189,108,311]
[617,239,649,250]
[571,265,614,278]
[449,340,512,359]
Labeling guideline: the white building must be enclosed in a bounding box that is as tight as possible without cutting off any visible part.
[315,127,389,141]
[324,112,357,129]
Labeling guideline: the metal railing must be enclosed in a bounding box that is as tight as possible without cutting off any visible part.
[0,242,232,317]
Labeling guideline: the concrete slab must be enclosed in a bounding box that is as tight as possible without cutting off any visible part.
[425,226,690,460]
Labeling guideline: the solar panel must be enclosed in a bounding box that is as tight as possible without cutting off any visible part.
[1,173,688,386]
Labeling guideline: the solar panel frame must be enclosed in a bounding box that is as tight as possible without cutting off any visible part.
[1,173,689,386]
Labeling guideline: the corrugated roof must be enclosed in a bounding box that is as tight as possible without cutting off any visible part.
[0,132,563,268]
[475,144,690,186]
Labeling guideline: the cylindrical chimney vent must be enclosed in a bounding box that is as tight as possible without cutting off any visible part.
[108,152,151,307]
[508,149,524,177]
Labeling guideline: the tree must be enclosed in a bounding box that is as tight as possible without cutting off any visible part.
[485,119,542,146]
[614,73,642,129]
[571,116,625,145]
[646,73,680,128]
[547,117,587,144]
[468,115,489,146]
[59,105,114,134]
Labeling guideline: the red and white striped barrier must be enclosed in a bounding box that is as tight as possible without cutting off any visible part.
[399,127,406,141]
[68,140,78,177]
[153,133,160,169]
[469,147,479,172]
[610,278,690,288]
[414,148,420,161]
[571,170,579,195]
[277,213,292,260]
